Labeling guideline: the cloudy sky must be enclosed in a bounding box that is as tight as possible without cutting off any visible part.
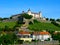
[0,0,60,19]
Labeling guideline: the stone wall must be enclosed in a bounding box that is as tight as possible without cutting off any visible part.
[22,41,59,45]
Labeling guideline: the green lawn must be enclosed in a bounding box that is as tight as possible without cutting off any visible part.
[28,22,60,31]
[0,22,17,28]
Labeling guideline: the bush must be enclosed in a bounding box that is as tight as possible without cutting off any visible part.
[50,18,55,21]
[51,21,60,27]
[33,19,39,23]
[18,40,23,44]
[29,21,33,25]
[46,18,49,21]
[56,19,60,22]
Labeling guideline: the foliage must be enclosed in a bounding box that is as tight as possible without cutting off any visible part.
[0,32,17,45]
[52,33,60,41]
[51,21,60,27]
[4,25,10,31]
[33,19,39,23]
[56,19,60,22]
[28,21,60,31]
[46,18,49,21]
[50,18,55,21]
[17,40,23,44]
[0,18,3,21]
[21,13,33,19]
[0,22,16,28]
[18,16,23,24]
[29,21,33,25]
[10,16,12,19]
[3,18,9,20]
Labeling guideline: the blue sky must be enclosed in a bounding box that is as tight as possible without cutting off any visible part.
[0,0,60,19]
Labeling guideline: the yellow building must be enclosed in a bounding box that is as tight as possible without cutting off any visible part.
[17,31,32,42]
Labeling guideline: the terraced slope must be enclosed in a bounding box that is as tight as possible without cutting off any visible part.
[28,22,60,31]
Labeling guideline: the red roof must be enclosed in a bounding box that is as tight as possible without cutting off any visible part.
[39,32,50,35]
[18,31,50,35]
[33,32,39,35]
[33,31,50,35]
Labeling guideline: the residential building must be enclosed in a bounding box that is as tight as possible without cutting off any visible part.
[17,31,32,42]
[17,31,52,42]
[32,31,52,41]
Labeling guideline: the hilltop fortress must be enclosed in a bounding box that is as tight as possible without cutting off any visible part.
[22,9,42,19]
[2,9,46,22]
[12,9,45,19]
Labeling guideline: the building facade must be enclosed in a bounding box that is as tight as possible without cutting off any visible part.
[17,31,52,42]
[22,9,42,19]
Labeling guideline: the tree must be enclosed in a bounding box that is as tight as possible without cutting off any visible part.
[0,32,17,45]
[4,25,10,31]
[3,18,9,20]
[51,21,60,27]
[52,32,60,42]
[50,18,55,21]
[56,19,60,22]
[10,17,12,19]
[21,13,32,19]
[21,13,33,26]
[0,18,3,21]
[18,16,23,24]
[46,18,49,21]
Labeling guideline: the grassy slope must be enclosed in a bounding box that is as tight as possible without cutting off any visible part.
[0,22,16,28]
[0,21,60,31]
[28,22,60,31]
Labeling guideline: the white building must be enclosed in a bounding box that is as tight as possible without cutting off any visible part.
[22,9,42,19]
[32,31,52,41]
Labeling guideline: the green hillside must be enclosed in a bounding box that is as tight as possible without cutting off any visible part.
[0,20,60,31]
[28,21,60,31]
[0,22,16,28]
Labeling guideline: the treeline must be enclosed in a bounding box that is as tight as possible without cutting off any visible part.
[46,18,60,22]
[51,21,60,27]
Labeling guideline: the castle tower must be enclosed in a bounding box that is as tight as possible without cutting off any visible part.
[39,11,42,18]
[27,8,31,15]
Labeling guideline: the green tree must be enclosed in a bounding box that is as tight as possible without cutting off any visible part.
[21,13,32,19]
[51,21,60,27]
[46,18,49,21]
[21,13,33,27]
[4,25,10,31]
[52,32,60,42]
[56,19,60,22]
[0,32,17,45]
[10,16,12,19]
[3,18,9,20]
[50,18,55,21]
[0,17,3,21]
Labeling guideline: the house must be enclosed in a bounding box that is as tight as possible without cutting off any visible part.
[32,31,52,41]
[17,31,52,42]
[17,31,32,42]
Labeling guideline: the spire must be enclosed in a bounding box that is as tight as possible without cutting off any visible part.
[28,8,31,11]
[39,11,41,14]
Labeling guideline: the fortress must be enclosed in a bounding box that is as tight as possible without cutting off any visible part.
[2,9,46,22]
[11,9,46,20]
[22,9,42,19]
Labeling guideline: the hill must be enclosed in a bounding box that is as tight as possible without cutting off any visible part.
[0,21,16,28]
[28,20,60,31]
